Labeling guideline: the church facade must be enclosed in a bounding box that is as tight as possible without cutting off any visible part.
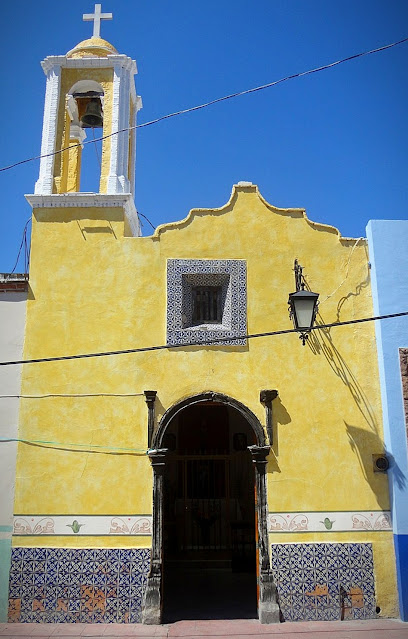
[5,11,403,625]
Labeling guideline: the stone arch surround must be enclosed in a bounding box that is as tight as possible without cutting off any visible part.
[142,392,279,625]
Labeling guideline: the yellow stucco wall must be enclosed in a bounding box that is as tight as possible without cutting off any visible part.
[13,536,152,549]
[14,184,397,615]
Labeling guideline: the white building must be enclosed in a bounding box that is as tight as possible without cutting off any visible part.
[0,274,28,621]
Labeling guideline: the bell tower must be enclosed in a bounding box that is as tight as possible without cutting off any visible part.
[29,4,142,235]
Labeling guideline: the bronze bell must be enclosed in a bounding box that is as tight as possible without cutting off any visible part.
[81,98,103,128]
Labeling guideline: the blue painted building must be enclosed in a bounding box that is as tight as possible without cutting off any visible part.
[367,220,408,621]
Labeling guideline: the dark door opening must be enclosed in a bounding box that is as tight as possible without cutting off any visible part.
[162,403,257,621]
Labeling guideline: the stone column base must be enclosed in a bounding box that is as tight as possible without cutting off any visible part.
[258,570,280,624]
[141,574,161,625]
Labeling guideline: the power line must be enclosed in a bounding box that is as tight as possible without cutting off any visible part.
[0,393,145,399]
[138,212,156,232]
[91,127,102,169]
[1,36,407,174]
[0,437,146,454]
[0,311,407,367]
[9,218,31,274]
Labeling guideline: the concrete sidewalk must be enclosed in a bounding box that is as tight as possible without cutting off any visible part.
[0,619,408,639]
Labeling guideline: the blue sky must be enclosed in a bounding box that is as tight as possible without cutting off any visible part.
[1,0,407,272]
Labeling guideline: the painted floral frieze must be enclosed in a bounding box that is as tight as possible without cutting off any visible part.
[13,515,152,536]
[13,517,55,535]
[268,511,392,533]
[351,512,391,530]
[109,517,152,535]
[269,514,309,531]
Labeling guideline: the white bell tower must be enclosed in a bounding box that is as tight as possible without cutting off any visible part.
[31,5,142,235]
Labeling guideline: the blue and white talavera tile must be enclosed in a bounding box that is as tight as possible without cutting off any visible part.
[8,547,151,623]
[271,543,376,622]
[167,259,247,346]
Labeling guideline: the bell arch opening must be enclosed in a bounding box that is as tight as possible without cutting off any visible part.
[61,80,105,193]
[143,393,278,625]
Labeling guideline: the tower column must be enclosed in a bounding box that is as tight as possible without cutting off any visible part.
[35,64,61,195]
[106,63,131,194]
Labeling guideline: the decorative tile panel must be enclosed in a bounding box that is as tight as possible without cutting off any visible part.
[271,543,376,621]
[167,259,247,346]
[8,547,151,623]
[268,511,391,533]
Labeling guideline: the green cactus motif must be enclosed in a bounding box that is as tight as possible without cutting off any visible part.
[320,517,335,530]
[67,519,84,534]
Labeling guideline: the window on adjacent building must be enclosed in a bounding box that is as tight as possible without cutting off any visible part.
[192,286,223,324]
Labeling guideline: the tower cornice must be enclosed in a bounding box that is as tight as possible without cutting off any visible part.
[25,193,141,237]
[41,55,137,75]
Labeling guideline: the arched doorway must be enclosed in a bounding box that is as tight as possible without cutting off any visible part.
[142,393,279,625]
[162,401,257,621]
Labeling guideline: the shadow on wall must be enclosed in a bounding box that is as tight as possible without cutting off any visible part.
[335,271,370,323]
[167,345,249,354]
[345,422,405,511]
[308,311,378,433]
[153,396,167,443]
[272,396,291,460]
[307,295,403,509]
[303,260,375,434]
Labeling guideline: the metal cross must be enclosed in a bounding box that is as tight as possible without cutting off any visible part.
[83,4,113,38]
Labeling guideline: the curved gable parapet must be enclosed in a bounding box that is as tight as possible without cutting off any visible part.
[148,182,365,245]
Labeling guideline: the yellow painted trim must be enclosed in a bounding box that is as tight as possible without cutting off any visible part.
[12,536,152,549]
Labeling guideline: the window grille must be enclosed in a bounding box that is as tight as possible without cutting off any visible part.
[192,286,222,324]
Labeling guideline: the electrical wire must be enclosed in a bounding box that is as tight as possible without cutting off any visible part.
[91,127,102,169]
[1,313,406,451]
[24,229,30,273]
[0,311,406,367]
[8,218,31,274]
[0,437,146,454]
[0,393,145,399]
[1,36,407,174]
[137,212,156,232]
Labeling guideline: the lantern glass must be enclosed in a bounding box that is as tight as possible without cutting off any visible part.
[289,290,319,331]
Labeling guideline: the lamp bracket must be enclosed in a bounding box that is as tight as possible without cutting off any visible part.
[294,258,304,291]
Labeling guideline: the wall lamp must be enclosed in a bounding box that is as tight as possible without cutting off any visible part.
[288,259,319,345]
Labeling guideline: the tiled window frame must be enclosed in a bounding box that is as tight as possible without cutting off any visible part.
[166,259,247,346]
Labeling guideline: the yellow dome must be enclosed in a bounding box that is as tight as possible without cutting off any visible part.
[66,37,118,58]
